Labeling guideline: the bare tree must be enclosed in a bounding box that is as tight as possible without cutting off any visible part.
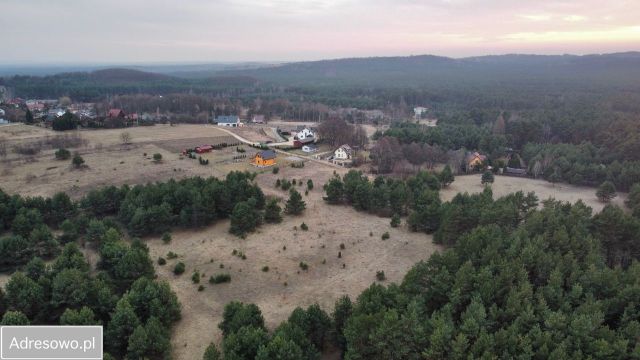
[120,132,132,145]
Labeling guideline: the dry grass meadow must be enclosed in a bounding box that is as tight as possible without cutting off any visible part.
[0,123,628,359]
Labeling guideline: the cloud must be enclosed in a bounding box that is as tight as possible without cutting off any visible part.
[563,15,588,22]
[520,14,552,21]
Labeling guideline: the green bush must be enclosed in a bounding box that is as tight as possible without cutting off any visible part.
[300,222,309,231]
[376,271,386,281]
[162,232,172,244]
[157,257,166,266]
[192,271,200,284]
[209,273,231,284]
[381,232,390,240]
[173,262,185,275]
[299,262,309,271]
[262,266,269,272]
[55,148,71,160]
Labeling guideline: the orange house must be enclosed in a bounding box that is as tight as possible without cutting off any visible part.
[252,150,277,167]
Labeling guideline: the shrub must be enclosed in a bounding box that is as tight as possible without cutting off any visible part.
[338,251,342,258]
[390,214,401,228]
[55,148,71,160]
[198,285,205,292]
[381,232,390,240]
[285,189,306,215]
[157,257,166,266]
[299,262,309,271]
[209,273,231,284]
[162,232,172,244]
[300,222,309,231]
[376,271,386,281]
[262,266,269,272]
[153,153,163,163]
[192,271,200,284]
[71,152,84,168]
[307,179,314,190]
[481,171,494,185]
[340,243,346,250]
[167,251,178,259]
[173,262,185,275]
[272,167,280,174]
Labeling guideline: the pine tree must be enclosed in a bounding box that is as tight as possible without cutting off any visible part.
[285,189,306,215]
[439,165,455,187]
[596,181,617,202]
[264,199,283,223]
[481,171,494,185]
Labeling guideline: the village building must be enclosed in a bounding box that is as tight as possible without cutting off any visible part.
[302,144,318,153]
[251,115,265,124]
[107,109,126,118]
[334,144,353,160]
[216,115,241,127]
[0,109,5,117]
[251,150,277,167]
[465,151,487,172]
[414,106,428,119]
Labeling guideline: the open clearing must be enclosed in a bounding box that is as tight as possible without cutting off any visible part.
[0,124,629,359]
[0,124,253,198]
[148,164,441,359]
[442,174,628,212]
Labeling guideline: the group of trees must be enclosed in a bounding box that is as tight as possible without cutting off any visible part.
[230,188,306,237]
[204,301,332,360]
[317,118,368,148]
[322,169,453,230]
[523,142,640,191]
[0,224,181,359]
[370,136,447,174]
[104,172,265,236]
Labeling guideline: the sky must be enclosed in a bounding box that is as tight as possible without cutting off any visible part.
[2,0,639,64]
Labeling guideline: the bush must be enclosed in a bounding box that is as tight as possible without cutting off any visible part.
[167,251,178,259]
[157,257,166,266]
[340,243,346,250]
[55,148,71,160]
[262,266,269,272]
[285,189,306,215]
[209,273,231,284]
[376,271,386,281]
[162,232,172,244]
[198,285,205,292]
[153,153,163,163]
[71,152,85,168]
[192,271,200,284]
[272,167,280,174]
[300,222,309,231]
[307,179,314,190]
[390,214,401,228]
[299,262,309,271]
[173,262,185,275]
[381,232,390,240]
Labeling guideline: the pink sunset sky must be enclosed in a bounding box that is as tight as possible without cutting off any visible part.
[2,0,639,63]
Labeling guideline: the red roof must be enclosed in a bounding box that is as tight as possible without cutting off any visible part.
[107,109,125,118]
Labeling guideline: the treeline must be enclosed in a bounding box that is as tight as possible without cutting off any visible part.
[0,172,264,272]
[219,192,640,359]
[522,142,640,191]
[82,172,264,236]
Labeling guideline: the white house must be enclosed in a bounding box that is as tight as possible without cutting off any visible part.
[334,144,353,160]
[216,115,241,127]
[413,106,428,119]
[295,128,315,141]
[302,144,318,153]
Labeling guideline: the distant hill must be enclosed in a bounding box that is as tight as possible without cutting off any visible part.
[87,68,173,83]
[221,52,640,88]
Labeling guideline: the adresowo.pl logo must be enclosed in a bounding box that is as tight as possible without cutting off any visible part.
[1,326,102,360]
